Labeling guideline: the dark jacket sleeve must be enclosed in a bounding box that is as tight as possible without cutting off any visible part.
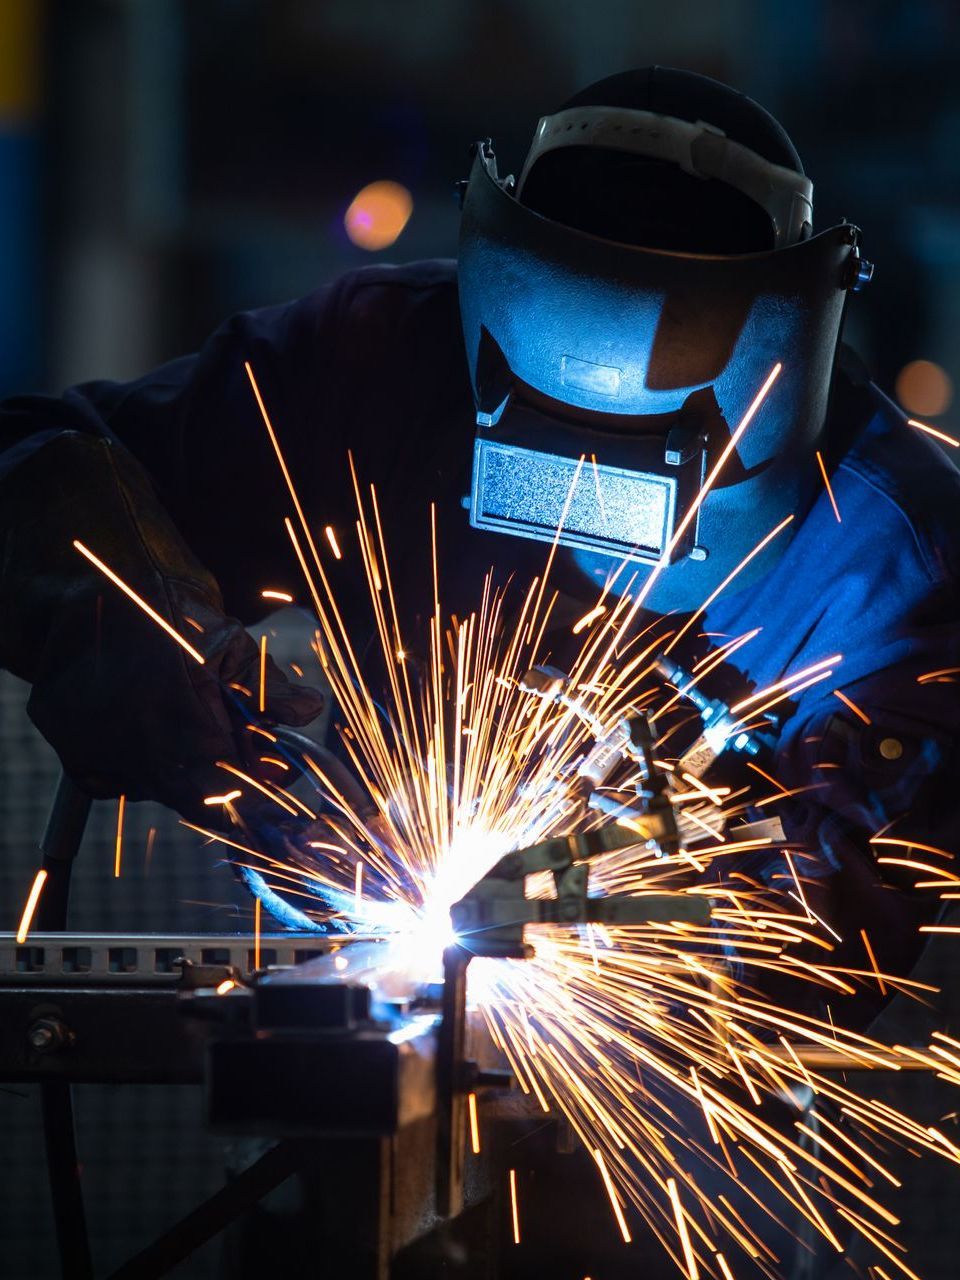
[0,279,352,622]
[756,661,960,1028]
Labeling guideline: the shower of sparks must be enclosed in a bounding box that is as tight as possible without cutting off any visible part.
[16,869,47,944]
[79,360,960,1280]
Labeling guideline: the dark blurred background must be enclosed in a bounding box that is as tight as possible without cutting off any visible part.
[3,0,959,422]
[1,1,959,1277]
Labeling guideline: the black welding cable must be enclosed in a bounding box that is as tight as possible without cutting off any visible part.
[36,773,92,932]
[37,772,95,1280]
[41,1081,94,1280]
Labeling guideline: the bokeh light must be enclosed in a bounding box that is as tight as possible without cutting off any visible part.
[344,180,413,251]
[895,359,953,417]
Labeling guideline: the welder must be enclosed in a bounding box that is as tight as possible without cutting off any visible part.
[2,66,958,1028]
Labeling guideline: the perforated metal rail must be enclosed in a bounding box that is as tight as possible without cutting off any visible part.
[0,932,336,983]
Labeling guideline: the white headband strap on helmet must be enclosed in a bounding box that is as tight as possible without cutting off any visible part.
[516,106,814,249]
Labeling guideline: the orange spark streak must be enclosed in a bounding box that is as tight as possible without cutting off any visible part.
[216,979,236,995]
[246,724,278,742]
[254,897,261,970]
[261,589,294,603]
[860,929,887,995]
[870,837,955,860]
[666,1177,699,1280]
[918,665,960,683]
[259,756,288,770]
[144,826,157,874]
[259,634,267,714]
[214,761,298,816]
[671,366,782,558]
[245,363,326,579]
[746,759,785,792]
[715,1253,735,1280]
[509,1168,521,1244]
[663,514,792,661]
[468,1092,481,1154]
[355,860,364,914]
[833,689,871,724]
[816,450,842,523]
[114,795,126,878]
[204,790,242,806]
[325,525,342,559]
[16,869,47,944]
[73,540,206,664]
[729,654,841,717]
[526,455,585,644]
[594,1150,633,1244]
[573,604,607,635]
[907,418,959,448]
[630,363,782,617]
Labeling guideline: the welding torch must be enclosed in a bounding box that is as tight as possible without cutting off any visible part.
[449,667,709,959]
[654,653,774,779]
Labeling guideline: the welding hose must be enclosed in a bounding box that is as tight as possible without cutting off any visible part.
[36,772,92,932]
[36,771,95,1280]
[227,727,377,933]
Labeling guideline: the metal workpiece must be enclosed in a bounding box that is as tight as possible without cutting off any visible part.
[206,950,441,1139]
[206,1016,439,1137]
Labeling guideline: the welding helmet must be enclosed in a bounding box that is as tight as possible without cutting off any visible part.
[458,68,869,611]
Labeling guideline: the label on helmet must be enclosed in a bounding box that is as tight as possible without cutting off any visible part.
[560,354,622,398]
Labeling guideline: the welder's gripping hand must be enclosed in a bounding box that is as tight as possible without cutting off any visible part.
[0,432,324,822]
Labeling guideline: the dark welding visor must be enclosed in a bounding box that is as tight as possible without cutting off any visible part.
[458,142,864,609]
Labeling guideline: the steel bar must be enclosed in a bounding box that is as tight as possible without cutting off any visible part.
[0,932,335,985]
[105,1140,302,1280]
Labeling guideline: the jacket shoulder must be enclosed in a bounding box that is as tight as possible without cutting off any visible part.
[335,258,459,321]
[838,377,960,586]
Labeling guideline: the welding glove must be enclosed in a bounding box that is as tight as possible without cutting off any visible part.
[0,432,324,823]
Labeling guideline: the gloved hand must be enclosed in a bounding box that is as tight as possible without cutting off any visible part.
[0,431,324,822]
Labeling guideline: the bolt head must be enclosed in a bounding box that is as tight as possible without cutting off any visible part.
[27,1017,69,1053]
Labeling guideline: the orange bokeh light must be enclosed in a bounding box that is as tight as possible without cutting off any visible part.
[895,359,953,417]
[344,180,413,251]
